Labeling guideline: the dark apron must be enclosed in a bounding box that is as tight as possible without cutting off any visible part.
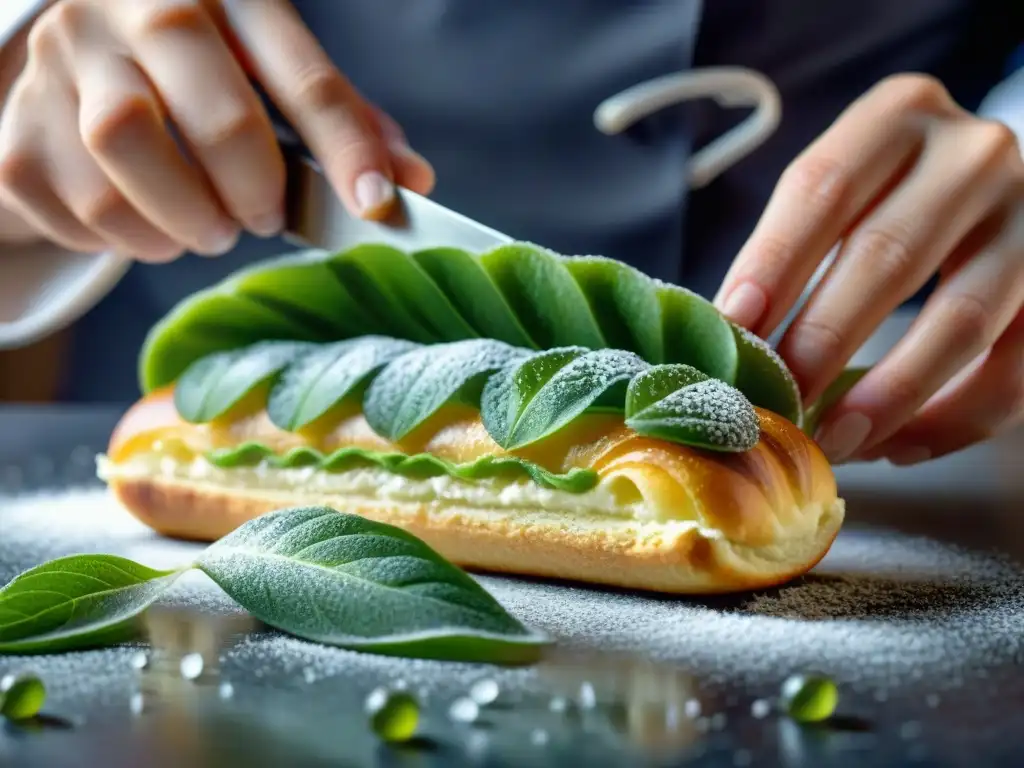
[63,0,1016,402]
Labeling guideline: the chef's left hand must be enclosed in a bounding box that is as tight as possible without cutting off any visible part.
[714,73,1024,466]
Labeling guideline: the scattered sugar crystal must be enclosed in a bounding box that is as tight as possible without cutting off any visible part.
[469,678,500,706]
[449,697,480,723]
[179,653,204,681]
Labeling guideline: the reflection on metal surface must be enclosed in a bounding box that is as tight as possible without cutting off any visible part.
[536,648,706,758]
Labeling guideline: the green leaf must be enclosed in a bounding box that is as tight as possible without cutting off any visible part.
[364,339,529,441]
[411,247,536,348]
[267,337,420,431]
[564,256,664,364]
[226,253,388,340]
[657,284,739,383]
[480,244,606,350]
[205,442,599,493]
[195,506,546,663]
[481,348,649,450]
[328,244,478,344]
[730,325,804,426]
[625,365,760,452]
[174,341,314,423]
[802,366,871,436]
[0,555,185,654]
[139,289,324,393]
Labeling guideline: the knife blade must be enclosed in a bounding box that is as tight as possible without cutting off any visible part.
[282,150,513,254]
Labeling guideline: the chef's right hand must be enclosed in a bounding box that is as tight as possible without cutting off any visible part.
[0,0,434,262]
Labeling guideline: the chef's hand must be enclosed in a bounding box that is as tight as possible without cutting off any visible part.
[0,0,434,261]
[715,73,1024,466]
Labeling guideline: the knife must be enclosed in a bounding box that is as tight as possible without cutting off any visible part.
[281,149,513,254]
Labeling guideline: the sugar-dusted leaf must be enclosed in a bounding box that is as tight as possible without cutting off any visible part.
[479,244,606,350]
[267,337,420,431]
[196,506,547,663]
[564,256,664,364]
[802,366,871,437]
[625,364,760,452]
[411,247,536,348]
[363,339,529,441]
[328,244,478,343]
[205,442,599,493]
[0,555,185,654]
[657,284,739,383]
[481,348,649,450]
[174,341,314,423]
[730,325,804,427]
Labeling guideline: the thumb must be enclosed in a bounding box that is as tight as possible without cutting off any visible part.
[221,0,397,219]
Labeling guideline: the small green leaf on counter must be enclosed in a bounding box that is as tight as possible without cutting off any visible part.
[625,365,761,452]
[196,506,547,663]
[0,555,186,654]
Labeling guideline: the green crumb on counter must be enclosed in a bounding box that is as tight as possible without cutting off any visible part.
[780,673,838,723]
[0,672,46,720]
[365,687,420,743]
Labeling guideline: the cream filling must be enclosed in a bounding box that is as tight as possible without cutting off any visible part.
[97,453,841,555]
[97,452,666,521]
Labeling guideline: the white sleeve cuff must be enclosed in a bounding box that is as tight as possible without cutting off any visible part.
[0,242,130,349]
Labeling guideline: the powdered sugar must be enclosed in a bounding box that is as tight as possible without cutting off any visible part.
[2,488,1023,711]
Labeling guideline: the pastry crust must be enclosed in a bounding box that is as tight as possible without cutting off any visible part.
[99,389,845,594]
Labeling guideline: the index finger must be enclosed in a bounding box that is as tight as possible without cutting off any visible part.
[713,75,956,336]
[221,0,395,219]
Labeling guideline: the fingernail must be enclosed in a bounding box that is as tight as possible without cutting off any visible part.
[354,171,395,216]
[718,282,767,328]
[887,446,931,466]
[251,210,284,238]
[815,412,873,463]
[204,224,239,256]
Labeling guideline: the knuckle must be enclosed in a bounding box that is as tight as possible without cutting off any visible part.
[880,368,925,409]
[942,293,993,346]
[0,146,38,198]
[792,317,846,366]
[974,120,1019,164]
[192,106,263,150]
[26,13,59,59]
[847,225,915,281]
[291,65,354,114]
[37,1,89,45]
[876,72,951,112]
[81,95,159,154]
[73,186,129,230]
[780,155,850,217]
[126,0,207,38]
